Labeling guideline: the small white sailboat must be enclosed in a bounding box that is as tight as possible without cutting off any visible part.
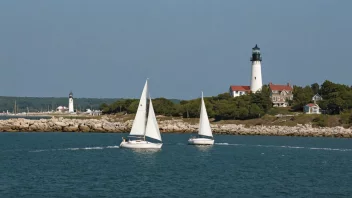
[120,80,162,149]
[188,92,214,145]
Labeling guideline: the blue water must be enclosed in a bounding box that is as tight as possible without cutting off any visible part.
[0,115,50,120]
[1,133,352,198]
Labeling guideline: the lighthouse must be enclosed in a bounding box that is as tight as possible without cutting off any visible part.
[250,44,263,93]
[69,91,74,113]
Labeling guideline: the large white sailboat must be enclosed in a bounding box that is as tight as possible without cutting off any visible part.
[120,80,162,149]
[188,92,214,145]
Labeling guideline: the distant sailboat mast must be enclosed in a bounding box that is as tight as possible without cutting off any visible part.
[14,100,17,114]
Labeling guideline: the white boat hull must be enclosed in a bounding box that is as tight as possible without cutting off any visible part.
[120,140,162,149]
[188,137,214,145]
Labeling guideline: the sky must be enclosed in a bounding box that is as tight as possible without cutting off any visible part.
[0,0,351,99]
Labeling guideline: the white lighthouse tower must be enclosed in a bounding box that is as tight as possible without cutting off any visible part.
[68,91,74,113]
[250,44,263,93]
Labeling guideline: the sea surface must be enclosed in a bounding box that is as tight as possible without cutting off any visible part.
[0,115,50,120]
[1,132,352,198]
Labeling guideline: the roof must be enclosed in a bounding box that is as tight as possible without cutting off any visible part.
[312,93,323,99]
[269,83,293,91]
[305,103,318,107]
[230,85,251,92]
[57,106,68,109]
[253,44,260,50]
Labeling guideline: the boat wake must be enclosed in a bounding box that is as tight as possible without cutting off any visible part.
[29,145,120,153]
[256,144,305,149]
[106,146,120,149]
[215,143,245,146]
[215,143,229,145]
[309,147,352,152]
[213,143,351,152]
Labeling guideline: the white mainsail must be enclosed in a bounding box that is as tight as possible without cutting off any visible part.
[198,92,213,137]
[145,98,162,141]
[129,80,148,136]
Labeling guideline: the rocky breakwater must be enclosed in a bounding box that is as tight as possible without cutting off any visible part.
[159,120,352,138]
[0,117,352,138]
[0,117,130,133]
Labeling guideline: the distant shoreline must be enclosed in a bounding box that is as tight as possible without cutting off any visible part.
[0,116,351,138]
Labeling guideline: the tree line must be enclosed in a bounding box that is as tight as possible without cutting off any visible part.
[100,85,273,120]
[292,80,352,114]
[2,80,350,121]
[102,80,352,121]
[0,96,117,113]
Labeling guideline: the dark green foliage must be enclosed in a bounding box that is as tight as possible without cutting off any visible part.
[319,80,352,114]
[292,80,352,115]
[313,115,328,127]
[101,99,139,114]
[101,86,273,120]
[249,104,264,119]
[152,98,177,116]
[292,85,314,111]
[7,80,351,121]
[311,83,320,94]
[251,85,272,113]
[340,111,352,126]
[180,99,202,118]
[212,100,238,120]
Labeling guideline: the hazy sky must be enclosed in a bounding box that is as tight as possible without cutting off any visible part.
[0,0,351,99]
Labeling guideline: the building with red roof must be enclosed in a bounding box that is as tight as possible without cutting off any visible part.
[269,82,293,107]
[229,86,251,97]
[304,103,321,114]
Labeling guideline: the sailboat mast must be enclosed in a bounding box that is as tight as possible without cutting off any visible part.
[144,95,151,141]
[143,82,150,141]
[14,100,17,114]
[199,92,203,137]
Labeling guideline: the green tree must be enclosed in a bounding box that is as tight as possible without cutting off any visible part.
[249,104,264,118]
[153,98,176,116]
[126,100,139,114]
[238,107,249,119]
[319,80,352,114]
[311,83,320,94]
[250,85,272,113]
[213,100,237,120]
[292,85,314,111]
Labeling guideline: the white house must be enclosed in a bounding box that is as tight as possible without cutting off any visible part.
[229,86,251,97]
[85,109,102,116]
[304,103,321,114]
[312,93,323,104]
[56,106,69,113]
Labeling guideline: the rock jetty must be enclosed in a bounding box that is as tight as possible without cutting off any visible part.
[0,117,352,138]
